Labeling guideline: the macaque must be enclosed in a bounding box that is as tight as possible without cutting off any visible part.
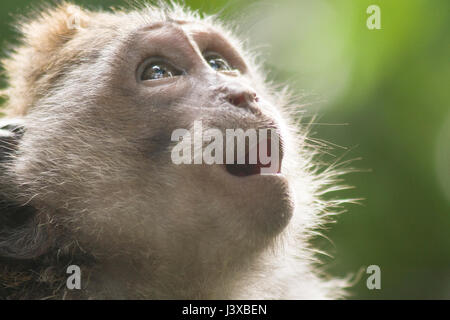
[0,1,349,299]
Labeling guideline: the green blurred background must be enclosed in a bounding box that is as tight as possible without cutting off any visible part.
[0,0,449,299]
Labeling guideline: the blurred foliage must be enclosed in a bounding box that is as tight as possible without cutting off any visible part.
[0,0,449,299]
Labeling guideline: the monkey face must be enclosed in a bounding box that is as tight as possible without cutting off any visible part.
[0,4,348,300]
[11,14,295,263]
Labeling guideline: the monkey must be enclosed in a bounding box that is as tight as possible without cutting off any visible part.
[0,1,351,299]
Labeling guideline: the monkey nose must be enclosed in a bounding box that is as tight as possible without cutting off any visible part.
[226,91,258,110]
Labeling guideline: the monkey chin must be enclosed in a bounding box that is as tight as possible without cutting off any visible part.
[223,140,293,237]
[210,161,294,240]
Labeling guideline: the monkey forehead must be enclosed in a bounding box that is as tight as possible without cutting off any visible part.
[120,20,248,74]
[181,22,249,73]
[133,22,201,59]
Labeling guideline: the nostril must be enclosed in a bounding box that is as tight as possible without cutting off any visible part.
[228,94,246,107]
[227,92,258,108]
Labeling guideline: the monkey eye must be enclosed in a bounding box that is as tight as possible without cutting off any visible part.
[139,59,183,81]
[203,53,234,72]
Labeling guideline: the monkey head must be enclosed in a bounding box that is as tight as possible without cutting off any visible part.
[0,3,300,274]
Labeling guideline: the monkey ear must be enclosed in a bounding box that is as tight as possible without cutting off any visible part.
[20,3,92,52]
[0,118,52,260]
[1,3,94,116]
[20,2,92,47]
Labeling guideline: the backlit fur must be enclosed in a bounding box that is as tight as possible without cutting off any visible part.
[0,1,351,299]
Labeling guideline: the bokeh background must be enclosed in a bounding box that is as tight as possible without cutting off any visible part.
[0,0,449,299]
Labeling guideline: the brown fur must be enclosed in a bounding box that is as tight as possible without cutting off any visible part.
[0,2,351,299]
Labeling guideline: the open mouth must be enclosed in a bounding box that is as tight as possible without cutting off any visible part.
[225,137,283,177]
